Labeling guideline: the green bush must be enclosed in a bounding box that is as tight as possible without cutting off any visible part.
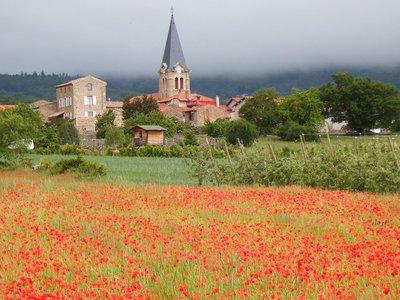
[276,120,320,141]
[225,119,259,147]
[59,143,84,155]
[203,119,231,138]
[136,145,171,157]
[169,144,184,157]
[49,155,106,178]
[105,147,114,156]
[182,130,199,146]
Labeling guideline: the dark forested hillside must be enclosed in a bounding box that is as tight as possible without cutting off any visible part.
[0,72,75,104]
[1,66,400,104]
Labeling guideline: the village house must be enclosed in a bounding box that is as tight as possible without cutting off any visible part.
[55,76,107,134]
[225,96,252,120]
[32,75,110,135]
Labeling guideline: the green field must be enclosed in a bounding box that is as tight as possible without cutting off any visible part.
[29,155,197,186]
[28,134,400,187]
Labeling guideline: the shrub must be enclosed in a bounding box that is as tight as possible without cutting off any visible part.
[136,145,171,157]
[49,155,106,178]
[276,120,320,141]
[225,119,259,147]
[104,126,128,148]
[182,130,199,146]
[169,144,184,157]
[59,143,84,155]
[203,119,231,138]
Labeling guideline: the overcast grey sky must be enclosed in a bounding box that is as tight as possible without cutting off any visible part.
[1,0,399,77]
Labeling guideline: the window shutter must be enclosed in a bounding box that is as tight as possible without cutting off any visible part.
[93,96,97,105]
[84,96,87,105]
[93,111,97,117]
[84,111,88,117]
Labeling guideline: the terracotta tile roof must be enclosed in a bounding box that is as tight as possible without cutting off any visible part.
[106,101,123,108]
[156,93,216,107]
[0,104,15,110]
[190,93,216,104]
[158,104,193,112]
[157,93,190,103]
[127,93,159,103]
[219,105,230,111]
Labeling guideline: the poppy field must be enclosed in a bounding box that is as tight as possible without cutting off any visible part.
[0,171,399,299]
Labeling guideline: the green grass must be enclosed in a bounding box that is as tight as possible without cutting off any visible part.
[29,154,197,186]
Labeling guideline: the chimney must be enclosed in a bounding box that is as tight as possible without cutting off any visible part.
[215,95,220,107]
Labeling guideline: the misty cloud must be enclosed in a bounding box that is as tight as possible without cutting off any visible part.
[1,0,399,77]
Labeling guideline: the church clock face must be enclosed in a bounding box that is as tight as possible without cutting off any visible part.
[176,66,182,74]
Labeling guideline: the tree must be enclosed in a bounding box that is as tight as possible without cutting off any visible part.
[275,88,324,141]
[124,111,178,138]
[0,104,43,150]
[320,72,400,132]
[122,94,159,120]
[225,119,259,147]
[95,110,116,138]
[239,88,280,135]
[203,119,231,138]
[104,126,128,148]
[278,88,324,127]
[54,119,80,145]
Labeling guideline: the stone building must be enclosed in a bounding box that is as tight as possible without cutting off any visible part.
[55,75,107,134]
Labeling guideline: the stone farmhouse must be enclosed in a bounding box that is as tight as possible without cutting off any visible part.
[33,76,113,135]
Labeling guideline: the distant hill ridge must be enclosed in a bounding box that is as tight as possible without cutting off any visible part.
[1,66,399,104]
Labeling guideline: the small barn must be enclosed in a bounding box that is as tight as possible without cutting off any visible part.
[131,125,166,146]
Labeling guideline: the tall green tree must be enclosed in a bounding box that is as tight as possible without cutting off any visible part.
[320,72,400,132]
[239,88,280,135]
[104,126,128,148]
[95,109,116,138]
[0,104,43,150]
[122,94,159,120]
[278,88,324,127]
[54,119,80,145]
[275,88,324,141]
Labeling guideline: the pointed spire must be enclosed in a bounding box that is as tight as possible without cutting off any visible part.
[161,11,187,71]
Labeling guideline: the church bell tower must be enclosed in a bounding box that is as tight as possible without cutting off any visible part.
[159,9,190,99]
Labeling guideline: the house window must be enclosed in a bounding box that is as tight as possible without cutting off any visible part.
[175,77,178,89]
[85,111,96,117]
[64,112,73,119]
[84,96,96,105]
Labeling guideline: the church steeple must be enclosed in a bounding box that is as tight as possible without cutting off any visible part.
[159,10,190,99]
[161,8,187,71]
